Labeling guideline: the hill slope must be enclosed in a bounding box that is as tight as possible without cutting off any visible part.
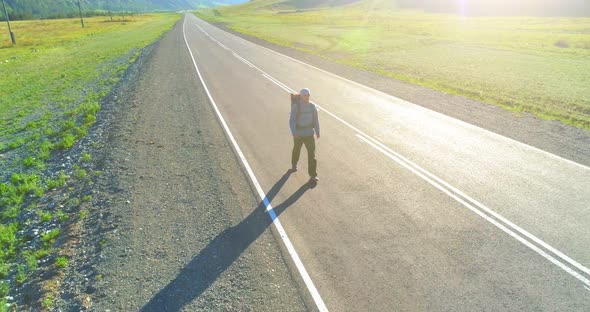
[232,0,590,16]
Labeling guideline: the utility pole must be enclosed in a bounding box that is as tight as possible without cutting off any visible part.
[1,0,15,44]
[77,0,85,28]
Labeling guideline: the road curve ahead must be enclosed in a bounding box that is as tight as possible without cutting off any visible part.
[183,13,590,312]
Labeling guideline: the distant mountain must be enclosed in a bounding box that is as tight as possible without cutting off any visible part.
[0,0,248,20]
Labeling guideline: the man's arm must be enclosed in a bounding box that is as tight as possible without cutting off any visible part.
[313,104,320,139]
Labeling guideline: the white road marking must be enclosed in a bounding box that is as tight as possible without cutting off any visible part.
[193,16,590,171]
[357,134,590,288]
[232,52,253,67]
[189,15,590,287]
[357,133,590,278]
[183,17,329,312]
[263,73,292,93]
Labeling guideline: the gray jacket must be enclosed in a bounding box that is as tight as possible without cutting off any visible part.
[289,102,320,137]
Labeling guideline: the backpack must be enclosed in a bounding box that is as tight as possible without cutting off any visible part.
[290,93,317,129]
[290,93,301,124]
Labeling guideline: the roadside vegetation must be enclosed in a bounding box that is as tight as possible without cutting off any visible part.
[0,13,178,310]
[196,0,590,129]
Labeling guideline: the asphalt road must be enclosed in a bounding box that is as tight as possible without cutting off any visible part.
[183,13,590,311]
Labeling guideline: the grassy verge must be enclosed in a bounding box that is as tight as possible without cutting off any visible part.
[0,13,179,310]
[195,0,590,129]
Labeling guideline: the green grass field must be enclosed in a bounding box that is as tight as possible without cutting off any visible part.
[196,0,590,129]
[0,14,178,143]
[0,13,178,309]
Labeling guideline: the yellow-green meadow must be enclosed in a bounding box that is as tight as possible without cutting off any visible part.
[0,13,179,309]
[0,14,178,127]
[197,0,590,129]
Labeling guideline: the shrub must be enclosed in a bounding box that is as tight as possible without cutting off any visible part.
[42,295,54,308]
[60,134,75,149]
[79,209,89,219]
[39,139,53,151]
[55,256,68,268]
[0,280,8,297]
[41,229,60,246]
[0,263,9,279]
[46,171,67,190]
[37,210,52,222]
[74,168,87,179]
[15,264,26,284]
[34,248,50,259]
[86,102,100,115]
[23,156,36,168]
[55,209,68,222]
[81,152,92,162]
[75,126,88,139]
[37,149,51,161]
[1,205,20,220]
[0,223,19,260]
[554,39,569,48]
[43,127,55,136]
[26,253,38,271]
[61,119,76,131]
[83,113,96,125]
[8,138,25,150]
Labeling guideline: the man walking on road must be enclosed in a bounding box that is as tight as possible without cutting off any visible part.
[290,88,320,182]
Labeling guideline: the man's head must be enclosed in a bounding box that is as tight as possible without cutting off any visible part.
[300,88,310,103]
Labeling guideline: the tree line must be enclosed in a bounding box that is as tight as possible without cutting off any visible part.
[0,0,212,21]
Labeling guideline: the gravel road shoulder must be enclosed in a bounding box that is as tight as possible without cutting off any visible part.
[54,17,310,311]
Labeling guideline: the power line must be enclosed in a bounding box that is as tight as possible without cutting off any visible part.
[77,0,85,28]
[1,0,15,44]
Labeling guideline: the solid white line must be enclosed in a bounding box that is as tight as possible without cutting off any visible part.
[193,16,590,171]
[357,134,590,288]
[233,52,255,67]
[183,16,329,312]
[192,16,590,281]
[356,132,590,277]
[242,58,255,68]
[232,52,251,66]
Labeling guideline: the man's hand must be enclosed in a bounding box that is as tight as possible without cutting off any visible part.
[316,134,320,139]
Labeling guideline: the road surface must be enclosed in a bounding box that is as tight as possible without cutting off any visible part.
[182,13,590,311]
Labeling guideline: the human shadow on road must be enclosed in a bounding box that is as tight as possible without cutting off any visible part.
[140,170,313,311]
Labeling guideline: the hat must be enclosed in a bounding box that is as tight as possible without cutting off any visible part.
[299,88,310,96]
